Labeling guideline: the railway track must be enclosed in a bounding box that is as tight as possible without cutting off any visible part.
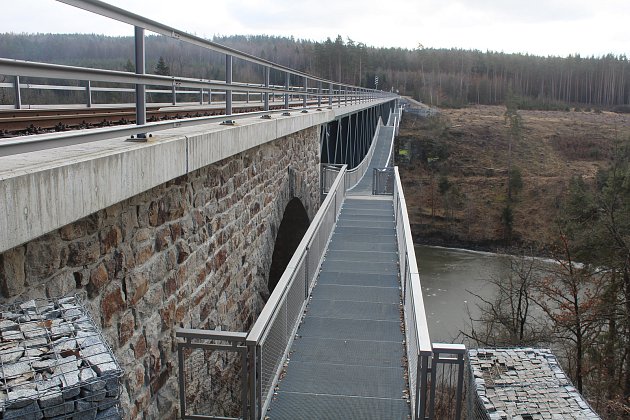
[0,101,317,137]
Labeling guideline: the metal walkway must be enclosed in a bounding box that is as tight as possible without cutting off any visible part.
[267,122,409,419]
[347,125,394,196]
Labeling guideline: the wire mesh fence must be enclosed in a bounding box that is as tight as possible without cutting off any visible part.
[176,331,249,420]
[0,295,123,419]
[373,167,394,195]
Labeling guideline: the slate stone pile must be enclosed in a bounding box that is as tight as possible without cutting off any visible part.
[468,348,600,420]
[0,296,122,419]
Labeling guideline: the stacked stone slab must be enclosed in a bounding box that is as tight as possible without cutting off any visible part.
[0,296,122,419]
[468,348,600,420]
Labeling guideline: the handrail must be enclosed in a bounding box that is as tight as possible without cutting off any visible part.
[247,165,347,419]
[345,117,382,190]
[2,0,397,139]
[247,165,346,340]
[393,166,432,420]
[394,167,432,352]
[56,0,358,90]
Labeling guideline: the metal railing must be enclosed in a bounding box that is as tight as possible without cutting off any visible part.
[393,166,466,420]
[373,167,394,194]
[176,165,347,419]
[246,164,347,419]
[1,0,391,132]
[344,117,383,189]
[176,329,251,420]
[319,115,384,199]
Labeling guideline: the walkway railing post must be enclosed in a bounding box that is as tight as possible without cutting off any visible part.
[328,82,333,108]
[85,80,92,108]
[171,83,176,105]
[302,76,308,111]
[318,81,322,109]
[284,72,290,110]
[264,67,270,112]
[226,54,233,115]
[134,26,147,134]
[12,76,22,110]
[199,88,203,105]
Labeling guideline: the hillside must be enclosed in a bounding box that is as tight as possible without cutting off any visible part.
[397,105,630,251]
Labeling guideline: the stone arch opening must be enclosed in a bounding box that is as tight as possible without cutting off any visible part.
[268,198,310,294]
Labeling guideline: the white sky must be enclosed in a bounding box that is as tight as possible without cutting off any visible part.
[1,0,629,58]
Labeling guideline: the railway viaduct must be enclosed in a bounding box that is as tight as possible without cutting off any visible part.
[0,99,395,417]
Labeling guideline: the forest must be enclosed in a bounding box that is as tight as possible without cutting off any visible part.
[1,33,630,109]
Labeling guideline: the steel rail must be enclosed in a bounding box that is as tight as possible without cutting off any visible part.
[0,105,312,157]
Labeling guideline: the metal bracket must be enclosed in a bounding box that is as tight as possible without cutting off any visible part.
[260,114,272,120]
[281,112,291,116]
[126,133,153,142]
[221,119,237,126]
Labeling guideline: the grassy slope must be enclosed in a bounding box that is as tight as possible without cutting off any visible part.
[398,105,630,251]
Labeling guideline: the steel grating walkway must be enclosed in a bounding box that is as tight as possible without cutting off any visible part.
[267,122,409,419]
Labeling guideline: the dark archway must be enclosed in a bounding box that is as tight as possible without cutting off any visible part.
[268,198,310,294]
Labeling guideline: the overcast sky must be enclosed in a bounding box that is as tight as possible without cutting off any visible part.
[2,0,629,58]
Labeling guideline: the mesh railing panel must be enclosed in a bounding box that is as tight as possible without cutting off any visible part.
[373,167,394,195]
[405,275,419,417]
[307,230,321,291]
[250,165,347,418]
[286,258,307,340]
[260,299,288,407]
[181,343,244,419]
[430,351,466,420]
[321,165,342,195]
[345,120,381,190]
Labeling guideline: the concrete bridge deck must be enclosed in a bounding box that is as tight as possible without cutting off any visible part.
[266,120,409,419]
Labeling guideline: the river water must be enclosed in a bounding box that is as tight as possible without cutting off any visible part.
[414,245,512,343]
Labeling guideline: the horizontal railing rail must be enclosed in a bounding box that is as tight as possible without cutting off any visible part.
[393,164,466,420]
[393,166,433,419]
[344,117,382,190]
[246,165,347,419]
[175,167,349,420]
[1,0,396,144]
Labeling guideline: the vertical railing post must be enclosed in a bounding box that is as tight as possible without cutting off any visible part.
[248,343,257,420]
[13,76,22,110]
[264,67,270,112]
[134,26,147,134]
[208,89,212,104]
[318,81,322,109]
[85,80,92,108]
[302,76,308,111]
[199,88,203,105]
[337,86,341,107]
[177,341,187,419]
[429,352,438,417]
[246,91,250,103]
[226,54,233,115]
[328,82,333,108]
[455,353,465,420]
[171,83,176,105]
[418,353,430,420]
[284,72,290,110]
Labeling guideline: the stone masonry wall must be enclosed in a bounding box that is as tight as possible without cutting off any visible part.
[0,126,321,418]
